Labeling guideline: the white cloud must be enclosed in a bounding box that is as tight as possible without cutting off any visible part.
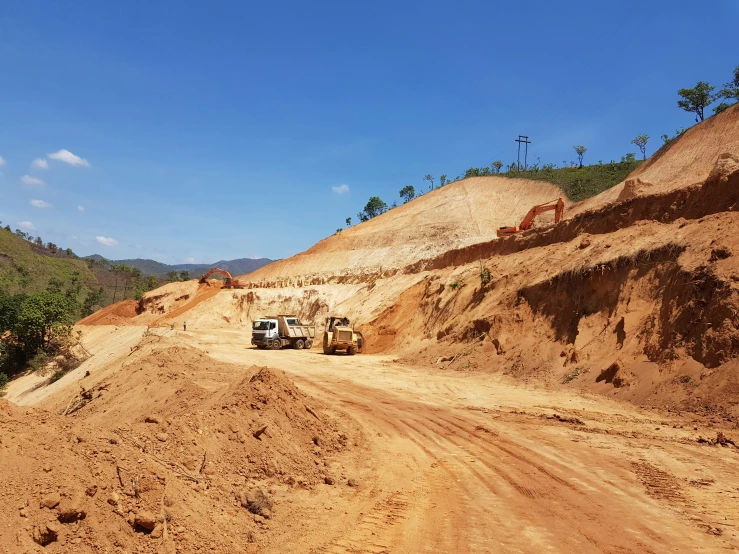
[48,149,90,167]
[21,175,45,186]
[31,158,49,169]
[77,205,85,211]
[0,155,6,166]
[332,184,350,194]
[17,221,36,232]
[96,236,118,247]
[30,199,52,208]
[185,257,196,263]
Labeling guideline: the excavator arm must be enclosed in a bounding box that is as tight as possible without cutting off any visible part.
[518,198,565,230]
[496,198,564,238]
[197,267,247,288]
[198,267,233,284]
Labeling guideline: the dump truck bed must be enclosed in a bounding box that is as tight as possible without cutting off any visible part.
[272,315,316,339]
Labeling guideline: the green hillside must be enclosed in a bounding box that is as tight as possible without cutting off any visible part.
[0,229,97,294]
[0,227,163,313]
[460,158,643,202]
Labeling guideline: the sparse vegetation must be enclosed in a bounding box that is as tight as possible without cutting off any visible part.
[677,81,715,122]
[631,134,649,160]
[479,261,491,286]
[449,280,462,290]
[719,66,739,102]
[337,65,737,233]
[713,102,732,115]
[574,145,587,168]
[399,186,415,204]
[357,196,388,222]
[562,367,584,384]
[661,127,688,146]
[499,158,642,202]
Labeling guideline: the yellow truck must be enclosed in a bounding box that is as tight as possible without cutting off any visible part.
[251,315,316,350]
[322,316,364,355]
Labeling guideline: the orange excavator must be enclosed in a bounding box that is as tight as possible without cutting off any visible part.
[496,198,565,238]
[197,267,247,289]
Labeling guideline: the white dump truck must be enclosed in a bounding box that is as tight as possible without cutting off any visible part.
[251,315,316,350]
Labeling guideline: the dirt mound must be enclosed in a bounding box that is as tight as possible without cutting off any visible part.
[1,341,356,552]
[77,299,139,326]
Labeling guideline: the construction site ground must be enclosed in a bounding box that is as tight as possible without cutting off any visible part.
[4,325,738,553]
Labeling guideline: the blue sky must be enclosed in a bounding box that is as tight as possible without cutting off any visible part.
[0,0,737,263]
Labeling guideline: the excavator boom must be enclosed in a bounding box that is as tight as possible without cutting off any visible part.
[496,198,564,238]
[197,267,247,289]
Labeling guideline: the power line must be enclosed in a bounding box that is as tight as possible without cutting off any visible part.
[515,136,531,171]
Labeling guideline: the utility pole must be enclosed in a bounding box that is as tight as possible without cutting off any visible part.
[515,135,531,171]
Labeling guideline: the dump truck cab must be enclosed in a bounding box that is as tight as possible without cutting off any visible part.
[322,316,364,355]
[251,315,315,350]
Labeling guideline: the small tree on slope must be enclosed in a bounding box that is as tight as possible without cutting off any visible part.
[677,81,715,122]
[631,134,649,160]
[573,145,587,168]
[399,186,415,204]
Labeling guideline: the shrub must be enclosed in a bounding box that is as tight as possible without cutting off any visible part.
[479,262,491,286]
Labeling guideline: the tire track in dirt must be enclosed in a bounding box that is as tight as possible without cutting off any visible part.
[420,415,658,553]
[292,373,728,553]
[311,491,412,554]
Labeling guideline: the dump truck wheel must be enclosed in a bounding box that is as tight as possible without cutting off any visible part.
[294,339,305,350]
[305,339,313,349]
[271,340,281,350]
[347,346,357,356]
[257,345,266,350]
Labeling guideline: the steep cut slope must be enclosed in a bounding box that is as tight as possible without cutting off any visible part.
[242,177,566,282]
[573,103,739,214]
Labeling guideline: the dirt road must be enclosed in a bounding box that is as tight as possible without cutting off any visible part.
[183,328,739,553]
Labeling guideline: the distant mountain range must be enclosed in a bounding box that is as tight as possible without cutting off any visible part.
[86,256,275,278]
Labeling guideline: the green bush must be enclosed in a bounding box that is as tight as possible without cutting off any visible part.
[0,285,80,377]
[499,159,642,202]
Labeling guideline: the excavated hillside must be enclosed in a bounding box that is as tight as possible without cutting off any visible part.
[81,105,739,419]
